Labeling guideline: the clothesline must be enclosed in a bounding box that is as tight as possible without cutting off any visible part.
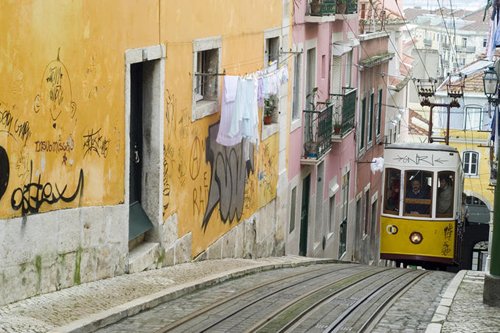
[216,61,289,148]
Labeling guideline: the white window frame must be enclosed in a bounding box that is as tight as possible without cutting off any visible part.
[463,150,479,177]
[192,36,222,122]
[262,28,281,140]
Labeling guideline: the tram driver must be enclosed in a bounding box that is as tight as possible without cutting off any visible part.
[405,178,430,215]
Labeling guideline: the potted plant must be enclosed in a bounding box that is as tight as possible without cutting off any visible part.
[310,0,322,15]
[333,122,342,135]
[336,0,346,14]
[263,97,275,125]
[332,111,342,134]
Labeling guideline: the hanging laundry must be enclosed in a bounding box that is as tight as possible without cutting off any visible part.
[216,76,241,146]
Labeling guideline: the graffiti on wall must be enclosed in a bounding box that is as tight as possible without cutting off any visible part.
[163,143,174,215]
[202,122,254,231]
[83,128,110,158]
[33,50,77,128]
[0,102,32,144]
[0,146,9,202]
[11,166,84,216]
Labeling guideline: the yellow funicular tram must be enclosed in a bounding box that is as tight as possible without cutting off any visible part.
[381,142,465,270]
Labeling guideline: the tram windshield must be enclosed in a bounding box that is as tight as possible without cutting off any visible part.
[384,168,401,214]
[404,171,432,217]
[436,171,455,218]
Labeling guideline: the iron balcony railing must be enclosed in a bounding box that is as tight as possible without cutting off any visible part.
[342,0,358,14]
[302,102,333,160]
[330,87,356,137]
[308,0,336,16]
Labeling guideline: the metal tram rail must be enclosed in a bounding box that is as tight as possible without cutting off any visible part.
[153,266,426,333]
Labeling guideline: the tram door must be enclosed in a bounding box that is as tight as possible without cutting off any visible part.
[299,175,311,256]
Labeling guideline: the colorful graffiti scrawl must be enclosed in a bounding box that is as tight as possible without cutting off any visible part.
[202,123,254,231]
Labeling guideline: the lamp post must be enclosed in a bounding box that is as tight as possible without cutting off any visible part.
[483,65,500,307]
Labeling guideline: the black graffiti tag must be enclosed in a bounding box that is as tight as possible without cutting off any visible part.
[11,169,84,216]
[83,128,109,158]
[202,123,254,231]
[394,153,447,166]
[0,146,9,202]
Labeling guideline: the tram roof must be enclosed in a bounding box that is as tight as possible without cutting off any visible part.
[385,142,458,153]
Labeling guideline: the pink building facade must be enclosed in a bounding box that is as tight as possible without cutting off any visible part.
[286,1,360,261]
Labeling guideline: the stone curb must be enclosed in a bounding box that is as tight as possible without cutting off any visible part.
[49,257,336,333]
[425,270,467,333]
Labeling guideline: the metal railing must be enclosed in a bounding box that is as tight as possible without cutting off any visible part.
[308,0,336,16]
[302,102,333,160]
[330,87,356,137]
[345,0,358,14]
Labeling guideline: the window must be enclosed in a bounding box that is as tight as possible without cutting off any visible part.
[464,107,490,131]
[264,35,280,127]
[345,51,352,87]
[265,37,279,66]
[368,92,374,144]
[192,37,222,121]
[360,97,366,150]
[404,170,433,217]
[384,168,401,215]
[292,53,302,122]
[463,151,479,176]
[462,37,467,48]
[436,171,455,218]
[483,38,487,47]
[290,186,297,233]
[376,89,382,137]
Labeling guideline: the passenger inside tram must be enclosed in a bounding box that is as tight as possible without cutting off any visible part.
[405,177,430,215]
[437,175,453,216]
[386,174,400,212]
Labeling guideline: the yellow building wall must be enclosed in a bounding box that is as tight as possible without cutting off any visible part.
[0,1,162,218]
[447,129,494,207]
[0,0,283,258]
[160,0,282,256]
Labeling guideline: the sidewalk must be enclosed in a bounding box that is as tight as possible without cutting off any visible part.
[0,257,497,333]
[426,270,500,333]
[0,256,335,333]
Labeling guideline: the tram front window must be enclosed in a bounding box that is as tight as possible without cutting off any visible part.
[436,172,454,217]
[384,168,401,214]
[404,171,432,216]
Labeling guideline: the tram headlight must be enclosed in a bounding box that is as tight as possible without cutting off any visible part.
[410,232,423,244]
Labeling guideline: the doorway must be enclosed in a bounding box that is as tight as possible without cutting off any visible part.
[126,46,164,252]
[299,174,311,256]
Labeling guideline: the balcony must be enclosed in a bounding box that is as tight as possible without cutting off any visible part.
[306,0,336,23]
[337,0,358,15]
[456,45,476,53]
[301,102,333,164]
[330,87,356,141]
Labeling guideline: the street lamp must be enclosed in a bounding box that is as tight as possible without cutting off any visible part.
[483,66,500,106]
[483,64,500,307]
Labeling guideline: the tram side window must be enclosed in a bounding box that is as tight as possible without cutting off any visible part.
[404,171,432,216]
[436,172,455,217]
[384,168,401,214]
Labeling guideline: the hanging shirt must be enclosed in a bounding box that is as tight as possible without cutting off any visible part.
[216,76,241,146]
